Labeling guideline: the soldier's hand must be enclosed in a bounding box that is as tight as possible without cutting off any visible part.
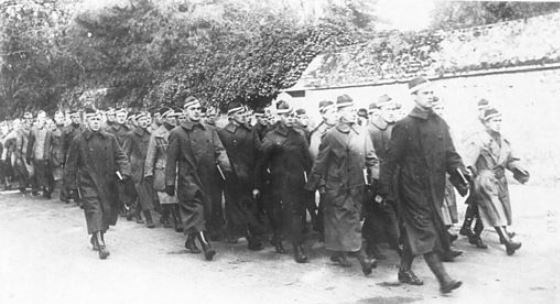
[165,185,175,197]
[252,189,260,199]
[374,194,383,204]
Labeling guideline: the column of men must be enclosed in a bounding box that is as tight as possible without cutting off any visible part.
[0,76,530,294]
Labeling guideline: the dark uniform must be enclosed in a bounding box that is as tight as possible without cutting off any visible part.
[106,123,136,215]
[64,129,130,235]
[254,123,312,256]
[218,121,265,249]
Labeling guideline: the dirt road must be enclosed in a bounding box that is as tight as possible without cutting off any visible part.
[0,185,558,304]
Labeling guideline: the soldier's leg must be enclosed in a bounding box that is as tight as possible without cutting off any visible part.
[284,197,307,263]
[424,251,461,293]
[267,191,285,253]
[135,180,155,228]
[398,231,423,286]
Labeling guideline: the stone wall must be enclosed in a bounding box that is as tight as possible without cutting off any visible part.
[289,67,560,186]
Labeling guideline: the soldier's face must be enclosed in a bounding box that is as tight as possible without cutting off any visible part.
[153,113,162,125]
[414,87,435,109]
[232,111,247,125]
[164,115,176,126]
[23,116,33,128]
[177,114,186,125]
[322,108,338,125]
[107,113,116,122]
[87,115,102,131]
[54,113,65,125]
[116,112,127,124]
[297,115,309,127]
[485,117,502,133]
[379,103,398,123]
[185,105,201,122]
[138,116,150,129]
[70,114,81,125]
[279,112,295,128]
[338,106,357,124]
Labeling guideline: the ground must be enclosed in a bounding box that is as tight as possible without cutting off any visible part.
[0,185,558,304]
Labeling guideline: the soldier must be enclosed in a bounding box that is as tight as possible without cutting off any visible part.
[379,77,470,294]
[165,96,231,261]
[51,111,66,201]
[363,95,402,260]
[462,108,528,255]
[293,108,311,141]
[218,102,265,250]
[27,111,54,198]
[145,108,182,231]
[103,107,116,131]
[9,112,34,193]
[305,95,377,275]
[124,111,156,228]
[64,108,131,259]
[253,100,313,263]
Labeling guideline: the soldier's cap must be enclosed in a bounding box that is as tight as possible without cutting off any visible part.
[276,100,293,115]
[358,108,368,119]
[253,108,265,118]
[136,111,150,120]
[106,107,116,115]
[408,76,432,94]
[227,101,246,116]
[158,107,175,118]
[23,112,33,119]
[377,94,393,108]
[115,107,128,115]
[336,94,354,109]
[173,107,184,115]
[184,96,200,109]
[84,107,98,119]
[318,100,335,114]
[482,108,501,121]
[477,98,490,110]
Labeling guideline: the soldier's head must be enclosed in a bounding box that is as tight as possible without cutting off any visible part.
[227,102,248,126]
[295,108,309,128]
[35,111,47,128]
[318,100,337,126]
[176,109,187,125]
[376,94,398,123]
[22,112,33,129]
[54,111,65,126]
[115,108,128,125]
[69,110,81,126]
[477,98,491,120]
[85,108,102,132]
[159,107,176,127]
[482,108,502,133]
[206,106,219,125]
[183,96,202,122]
[336,94,357,124]
[276,100,295,128]
[409,77,435,110]
[106,108,116,123]
[253,109,267,127]
[137,112,150,129]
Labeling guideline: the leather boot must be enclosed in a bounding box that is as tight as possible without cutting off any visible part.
[499,227,516,244]
[144,210,155,228]
[90,234,99,251]
[271,236,286,254]
[96,231,110,260]
[469,219,488,249]
[197,231,216,261]
[185,233,201,254]
[459,206,475,237]
[398,248,423,285]
[495,226,521,255]
[331,251,352,267]
[160,206,172,228]
[355,248,376,276]
[292,242,308,263]
[424,252,461,294]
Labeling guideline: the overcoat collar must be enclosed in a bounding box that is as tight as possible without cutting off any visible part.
[275,123,290,136]
[224,122,239,133]
[180,119,206,131]
[336,122,359,134]
[409,106,434,120]
[83,128,106,140]
[133,126,151,136]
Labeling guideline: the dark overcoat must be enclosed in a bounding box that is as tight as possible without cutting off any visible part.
[125,127,155,211]
[144,125,171,191]
[380,107,465,255]
[307,123,377,251]
[165,120,231,234]
[64,129,131,234]
[50,126,65,181]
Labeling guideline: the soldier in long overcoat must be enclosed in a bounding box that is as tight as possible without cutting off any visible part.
[8,113,34,193]
[218,103,265,251]
[253,100,313,263]
[379,77,469,294]
[363,95,402,260]
[124,111,156,228]
[462,108,528,255]
[51,111,66,195]
[64,108,131,259]
[145,108,181,231]
[27,111,53,198]
[306,96,377,275]
[165,97,231,261]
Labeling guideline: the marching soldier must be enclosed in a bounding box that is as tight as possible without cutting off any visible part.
[363,95,402,260]
[218,102,265,250]
[165,96,232,261]
[27,111,53,198]
[253,100,313,263]
[124,111,156,228]
[51,111,66,201]
[145,107,182,231]
[379,77,470,294]
[462,107,528,255]
[64,108,131,259]
[305,95,377,275]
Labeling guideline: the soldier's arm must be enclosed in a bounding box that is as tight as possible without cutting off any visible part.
[63,135,79,191]
[253,135,274,191]
[364,135,379,180]
[143,134,157,178]
[213,129,231,174]
[443,124,466,175]
[165,131,179,187]
[112,135,131,177]
[305,132,332,191]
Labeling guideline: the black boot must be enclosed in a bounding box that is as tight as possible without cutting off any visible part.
[398,249,423,285]
[424,251,461,294]
[459,205,475,237]
[469,219,488,249]
[495,226,521,255]
[144,210,155,228]
[90,234,99,251]
[293,242,308,263]
[355,248,376,276]
[95,231,110,260]
[197,231,216,261]
[160,206,172,228]
[271,236,287,254]
[185,233,201,254]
